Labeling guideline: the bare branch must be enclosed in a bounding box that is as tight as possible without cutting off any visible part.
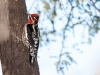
[90,0,100,13]
[60,0,68,15]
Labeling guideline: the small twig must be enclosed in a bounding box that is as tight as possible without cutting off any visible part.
[27,0,36,13]
[60,0,68,15]
[90,0,100,13]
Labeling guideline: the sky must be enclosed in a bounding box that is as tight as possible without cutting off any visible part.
[0,0,100,75]
[0,61,2,75]
[37,27,100,75]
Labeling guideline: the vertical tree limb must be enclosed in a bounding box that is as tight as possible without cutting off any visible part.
[0,0,40,75]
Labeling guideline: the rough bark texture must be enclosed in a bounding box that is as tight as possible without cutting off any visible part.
[0,0,40,75]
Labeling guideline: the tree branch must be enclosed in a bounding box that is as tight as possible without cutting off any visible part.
[90,0,100,13]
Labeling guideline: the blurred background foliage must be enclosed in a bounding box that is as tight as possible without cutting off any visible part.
[26,0,100,74]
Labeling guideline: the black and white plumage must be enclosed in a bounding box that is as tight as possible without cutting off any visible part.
[22,14,39,65]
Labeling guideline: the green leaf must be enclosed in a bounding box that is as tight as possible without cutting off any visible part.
[44,2,50,11]
[51,10,56,19]
[76,0,79,4]
[53,0,57,5]
[82,0,84,2]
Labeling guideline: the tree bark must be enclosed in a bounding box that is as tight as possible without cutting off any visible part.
[0,0,40,75]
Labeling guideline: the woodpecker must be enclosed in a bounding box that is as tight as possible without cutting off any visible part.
[22,14,40,65]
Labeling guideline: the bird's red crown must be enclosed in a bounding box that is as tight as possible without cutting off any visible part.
[28,14,39,24]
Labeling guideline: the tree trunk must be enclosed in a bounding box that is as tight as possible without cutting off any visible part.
[0,0,40,75]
